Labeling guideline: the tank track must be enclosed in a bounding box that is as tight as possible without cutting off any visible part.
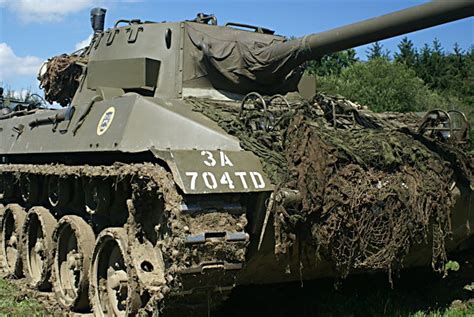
[0,162,249,315]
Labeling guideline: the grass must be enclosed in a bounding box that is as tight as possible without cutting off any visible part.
[411,304,474,317]
[412,306,474,317]
[0,252,472,316]
[0,279,45,316]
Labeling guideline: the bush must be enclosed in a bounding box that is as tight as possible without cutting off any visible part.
[316,59,449,113]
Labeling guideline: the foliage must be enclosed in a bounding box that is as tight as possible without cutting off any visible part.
[464,283,474,292]
[445,260,461,272]
[367,41,391,60]
[316,59,448,112]
[394,37,417,68]
[310,38,473,145]
[306,49,358,77]
[411,305,474,317]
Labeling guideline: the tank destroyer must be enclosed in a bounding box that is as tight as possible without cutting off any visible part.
[0,1,473,315]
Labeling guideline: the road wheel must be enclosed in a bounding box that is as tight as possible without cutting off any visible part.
[52,215,95,311]
[90,228,139,316]
[1,204,26,277]
[23,206,57,290]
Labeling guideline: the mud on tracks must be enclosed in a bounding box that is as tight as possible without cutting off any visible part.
[0,162,247,315]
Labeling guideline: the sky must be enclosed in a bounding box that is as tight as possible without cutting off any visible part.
[0,0,472,97]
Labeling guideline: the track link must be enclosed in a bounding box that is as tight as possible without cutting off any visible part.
[0,162,249,315]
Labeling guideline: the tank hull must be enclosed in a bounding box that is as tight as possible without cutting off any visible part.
[238,182,473,285]
[0,1,473,314]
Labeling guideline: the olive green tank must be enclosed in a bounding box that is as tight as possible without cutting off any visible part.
[0,1,472,315]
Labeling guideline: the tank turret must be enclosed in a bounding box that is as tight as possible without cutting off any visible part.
[184,0,474,96]
[58,0,473,105]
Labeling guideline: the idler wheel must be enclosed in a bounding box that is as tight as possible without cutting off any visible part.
[90,228,139,316]
[0,174,15,199]
[47,176,73,208]
[84,178,112,215]
[23,207,57,290]
[20,174,42,205]
[52,215,95,311]
[1,204,26,277]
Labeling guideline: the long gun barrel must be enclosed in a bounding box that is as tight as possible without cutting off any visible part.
[188,0,474,96]
[272,0,474,66]
[35,1,474,102]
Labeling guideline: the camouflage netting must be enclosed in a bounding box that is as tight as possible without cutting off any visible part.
[188,93,473,280]
[38,54,87,107]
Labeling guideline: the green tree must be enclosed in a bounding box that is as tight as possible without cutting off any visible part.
[306,49,358,77]
[460,46,474,106]
[316,59,448,113]
[415,43,432,84]
[427,38,449,90]
[443,44,465,94]
[394,37,417,68]
[366,42,390,60]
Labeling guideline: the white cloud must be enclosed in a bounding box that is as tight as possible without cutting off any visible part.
[1,0,142,23]
[75,34,93,50]
[0,43,42,81]
[2,0,97,22]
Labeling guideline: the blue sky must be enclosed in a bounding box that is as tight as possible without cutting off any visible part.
[0,0,472,96]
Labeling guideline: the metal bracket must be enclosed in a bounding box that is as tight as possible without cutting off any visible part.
[185,231,249,245]
[106,29,119,46]
[126,26,144,43]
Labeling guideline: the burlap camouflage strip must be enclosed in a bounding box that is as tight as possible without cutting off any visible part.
[188,93,473,280]
[38,54,87,107]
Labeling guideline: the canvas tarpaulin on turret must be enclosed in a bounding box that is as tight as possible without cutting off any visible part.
[182,22,306,96]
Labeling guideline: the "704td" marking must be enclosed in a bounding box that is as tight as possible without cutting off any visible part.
[185,171,265,191]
